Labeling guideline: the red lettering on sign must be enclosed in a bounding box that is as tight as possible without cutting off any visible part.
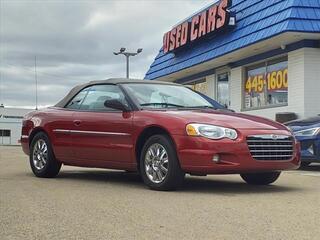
[163,31,170,53]
[198,11,207,38]
[169,28,176,51]
[190,15,199,41]
[180,22,189,46]
[216,0,228,29]
[207,5,218,33]
[175,25,182,48]
[163,0,232,53]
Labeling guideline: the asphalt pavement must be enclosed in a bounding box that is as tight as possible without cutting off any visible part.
[1,146,319,240]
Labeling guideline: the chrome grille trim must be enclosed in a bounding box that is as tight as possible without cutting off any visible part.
[252,155,293,158]
[248,145,292,148]
[247,140,292,143]
[247,135,294,161]
[250,149,293,152]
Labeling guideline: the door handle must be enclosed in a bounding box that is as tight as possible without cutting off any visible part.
[73,120,81,126]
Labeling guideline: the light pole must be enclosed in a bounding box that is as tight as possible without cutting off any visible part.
[113,48,143,78]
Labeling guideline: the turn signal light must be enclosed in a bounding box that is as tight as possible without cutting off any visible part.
[186,124,198,136]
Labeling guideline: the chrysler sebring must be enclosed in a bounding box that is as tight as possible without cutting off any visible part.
[21,79,300,190]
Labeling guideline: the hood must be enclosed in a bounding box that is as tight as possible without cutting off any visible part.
[285,116,320,132]
[154,109,287,130]
[287,123,320,132]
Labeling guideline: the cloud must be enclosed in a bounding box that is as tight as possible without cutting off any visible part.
[0,0,213,108]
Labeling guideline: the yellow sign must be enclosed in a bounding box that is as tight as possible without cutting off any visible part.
[245,68,288,93]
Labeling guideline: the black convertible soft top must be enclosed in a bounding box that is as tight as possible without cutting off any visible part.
[54,78,179,108]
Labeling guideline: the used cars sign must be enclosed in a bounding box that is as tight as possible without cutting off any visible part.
[163,0,234,53]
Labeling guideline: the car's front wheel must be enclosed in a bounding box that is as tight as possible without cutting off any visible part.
[30,132,61,178]
[240,172,281,185]
[140,134,185,191]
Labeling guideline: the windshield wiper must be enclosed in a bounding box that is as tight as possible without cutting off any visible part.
[140,103,185,108]
[186,105,217,109]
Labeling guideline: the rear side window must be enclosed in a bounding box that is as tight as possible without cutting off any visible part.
[65,84,129,111]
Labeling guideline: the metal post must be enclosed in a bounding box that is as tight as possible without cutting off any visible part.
[34,56,38,110]
[126,55,129,79]
[113,48,142,79]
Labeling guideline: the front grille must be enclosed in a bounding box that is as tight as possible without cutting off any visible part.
[247,135,294,161]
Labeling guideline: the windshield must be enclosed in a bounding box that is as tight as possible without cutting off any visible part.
[123,83,214,109]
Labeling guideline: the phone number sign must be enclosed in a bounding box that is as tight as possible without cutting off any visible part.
[245,68,288,93]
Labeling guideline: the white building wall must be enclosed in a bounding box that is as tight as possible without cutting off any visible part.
[229,67,242,112]
[0,121,22,145]
[303,48,320,117]
[205,74,216,98]
[228,48,319,120]
[0,108,32,145]
[287,48,306,117]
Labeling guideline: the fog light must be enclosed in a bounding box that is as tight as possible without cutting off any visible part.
[212,154,220,163]
[307,145,314,155]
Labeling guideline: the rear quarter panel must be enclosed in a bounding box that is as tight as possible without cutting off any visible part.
[21,108,75,161]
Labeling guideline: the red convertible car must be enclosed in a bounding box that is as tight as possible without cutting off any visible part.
[21,79,300,190]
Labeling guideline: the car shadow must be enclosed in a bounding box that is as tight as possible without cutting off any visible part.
[297,163,320,172]
[181,177,300,194]
[56,170,144,187]
[45,169,303,195]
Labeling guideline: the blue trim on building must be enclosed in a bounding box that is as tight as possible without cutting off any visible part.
[230,39,320,68]
[145,0,320,80]
[173,39,319,84]
[175,69,216,84]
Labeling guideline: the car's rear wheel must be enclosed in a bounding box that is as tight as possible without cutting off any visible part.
[30,132,61,178]
[140,134,185,191]
[240,171,281,185]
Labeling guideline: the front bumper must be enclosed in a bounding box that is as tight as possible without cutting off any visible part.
[20,135,30,155]
[174,129,300,175]
[296,136,320,163]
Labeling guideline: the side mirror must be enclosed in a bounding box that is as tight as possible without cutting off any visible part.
[104,99,130,112]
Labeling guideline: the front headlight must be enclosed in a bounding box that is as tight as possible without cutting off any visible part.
[294,127,320,137]
[186,123,238,140]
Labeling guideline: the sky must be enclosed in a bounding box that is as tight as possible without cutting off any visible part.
[0,0,213,109]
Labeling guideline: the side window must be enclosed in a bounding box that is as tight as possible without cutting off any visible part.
[65,88,89,109]
[79,85,129,111]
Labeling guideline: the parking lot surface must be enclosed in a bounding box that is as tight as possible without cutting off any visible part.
[1,146,319,240]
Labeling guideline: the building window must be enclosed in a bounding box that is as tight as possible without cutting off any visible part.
[0,129,11,137]
[188,79,207,95]
[217,72,229,108]
[244,58,288,110]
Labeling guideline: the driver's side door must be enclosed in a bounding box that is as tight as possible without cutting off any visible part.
[71,84,134,167]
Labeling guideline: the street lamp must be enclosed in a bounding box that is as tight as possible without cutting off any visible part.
[113,48,143,78]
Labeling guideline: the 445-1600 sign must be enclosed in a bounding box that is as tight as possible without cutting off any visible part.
[245,68,288,93]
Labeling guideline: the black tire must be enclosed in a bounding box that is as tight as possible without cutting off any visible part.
[299,162,311,168]
[29,132,61,178]
[140,134,185,191]
[240,172,281,185]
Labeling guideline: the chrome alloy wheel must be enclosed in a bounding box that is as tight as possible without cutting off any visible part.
[144,143,169,184]
[32,139,48,170]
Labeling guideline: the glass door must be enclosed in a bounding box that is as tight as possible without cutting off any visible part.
[217,72,230,108]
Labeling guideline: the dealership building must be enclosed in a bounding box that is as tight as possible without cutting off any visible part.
[145,0,320,120]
